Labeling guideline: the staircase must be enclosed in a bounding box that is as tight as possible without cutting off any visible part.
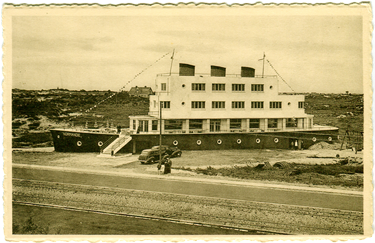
[101,135,132,156]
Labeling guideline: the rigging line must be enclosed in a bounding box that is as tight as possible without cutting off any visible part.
[266,60,295,92]
[84,51,171,113]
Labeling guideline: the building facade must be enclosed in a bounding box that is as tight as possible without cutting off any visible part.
[130,63,313,135]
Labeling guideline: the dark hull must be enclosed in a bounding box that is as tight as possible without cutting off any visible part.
[129,130,339,153]
[50,129,119,152]
[50,128,339,153]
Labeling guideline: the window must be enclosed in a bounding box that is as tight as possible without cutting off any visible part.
[152,120,158,130]
[286,118,297,128]
[232,84,245,91]
[161,83,166,91]
[210,119,221,132]
[251,101,264,109]
[191,101,205,109]
[298,101,305,109]
[164,120,183,130]
[189,119,203,130]
[192,83,206,91]
[212,83,225,91]
[268,119,278,129]
[251,84,264,91]
[161,101,170,109]
[230,119,242,129]
[249,119,260,128]
[232,101,245,109]
[270,102,282,109]
[139,120,149,132]
[132,120,136,130]
[212,101,225,109]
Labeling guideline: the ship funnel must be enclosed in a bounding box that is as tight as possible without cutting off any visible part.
[241,67,255,77]
[179,63,195,76]
[211,65,226,77]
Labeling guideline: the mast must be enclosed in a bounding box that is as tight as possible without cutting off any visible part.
[262,52,265,78]
[169,48,175,76]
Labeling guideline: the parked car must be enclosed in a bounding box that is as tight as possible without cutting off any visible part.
[151,145,182,158]
[138,149,166,164]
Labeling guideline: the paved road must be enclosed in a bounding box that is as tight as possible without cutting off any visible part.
[13,166,363,212]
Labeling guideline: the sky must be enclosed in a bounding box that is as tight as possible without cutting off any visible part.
[12,13,364,93]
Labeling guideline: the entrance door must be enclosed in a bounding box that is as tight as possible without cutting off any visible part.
[210,119,221,132]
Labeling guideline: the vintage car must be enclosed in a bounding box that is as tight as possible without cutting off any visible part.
[138,149,166,164]
[151,145,182,158]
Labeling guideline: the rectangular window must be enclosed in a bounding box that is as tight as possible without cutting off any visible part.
[164,119,183,130]
[298,101,305,109]
[210,119,221,132]
[268,119,278,129]
[139,120,148,132]
[161,83,166,91]
[230,119,242,129]
[270,102,282,109]
[212,101,225,109]
[189,119,203,130]
[232,101,245,109]
[192,83,206,91]
[161,101,170,109]
[132,120,136,130]
[191,101,205,109]
[249,119,260,128]
[232,84,245,91]
[251,84,264,91]
[251,101,264,109]
[212,83,225,91]
[152,120,158,130]
[286,118,297,128]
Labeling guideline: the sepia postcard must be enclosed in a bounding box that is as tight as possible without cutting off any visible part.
[2,2,373,241]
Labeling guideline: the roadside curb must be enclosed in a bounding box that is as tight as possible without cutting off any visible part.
[12,163,362,196]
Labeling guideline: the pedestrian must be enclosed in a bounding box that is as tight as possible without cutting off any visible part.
[164,156,172,174]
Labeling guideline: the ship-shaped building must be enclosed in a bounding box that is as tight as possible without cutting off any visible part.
[51,59,339,154]
[128,63,338,152]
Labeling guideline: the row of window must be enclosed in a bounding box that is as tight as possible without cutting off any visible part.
[191,83,262,92]
[161,101,304,109]
[134,118,302,131]
[161,83,265,92]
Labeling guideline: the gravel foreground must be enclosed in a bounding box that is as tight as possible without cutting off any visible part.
[13,179,363,235]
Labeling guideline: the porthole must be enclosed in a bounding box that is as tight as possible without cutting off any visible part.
[274,138,279,143]
[197,140,202,145]
[237,139,242,144]
[182,84,185,88]
[98,141,103,147]
[270,86,273,89]
[182,102,185,105]
[256,138,261,144]
[217,139,222,145]
[77,141,82,146]
[173,140,178,146]
[288,102,291,106]
[57,135,60,139]
[312,137,317,142]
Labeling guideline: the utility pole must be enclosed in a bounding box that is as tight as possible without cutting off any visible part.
[158,101,163,169]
